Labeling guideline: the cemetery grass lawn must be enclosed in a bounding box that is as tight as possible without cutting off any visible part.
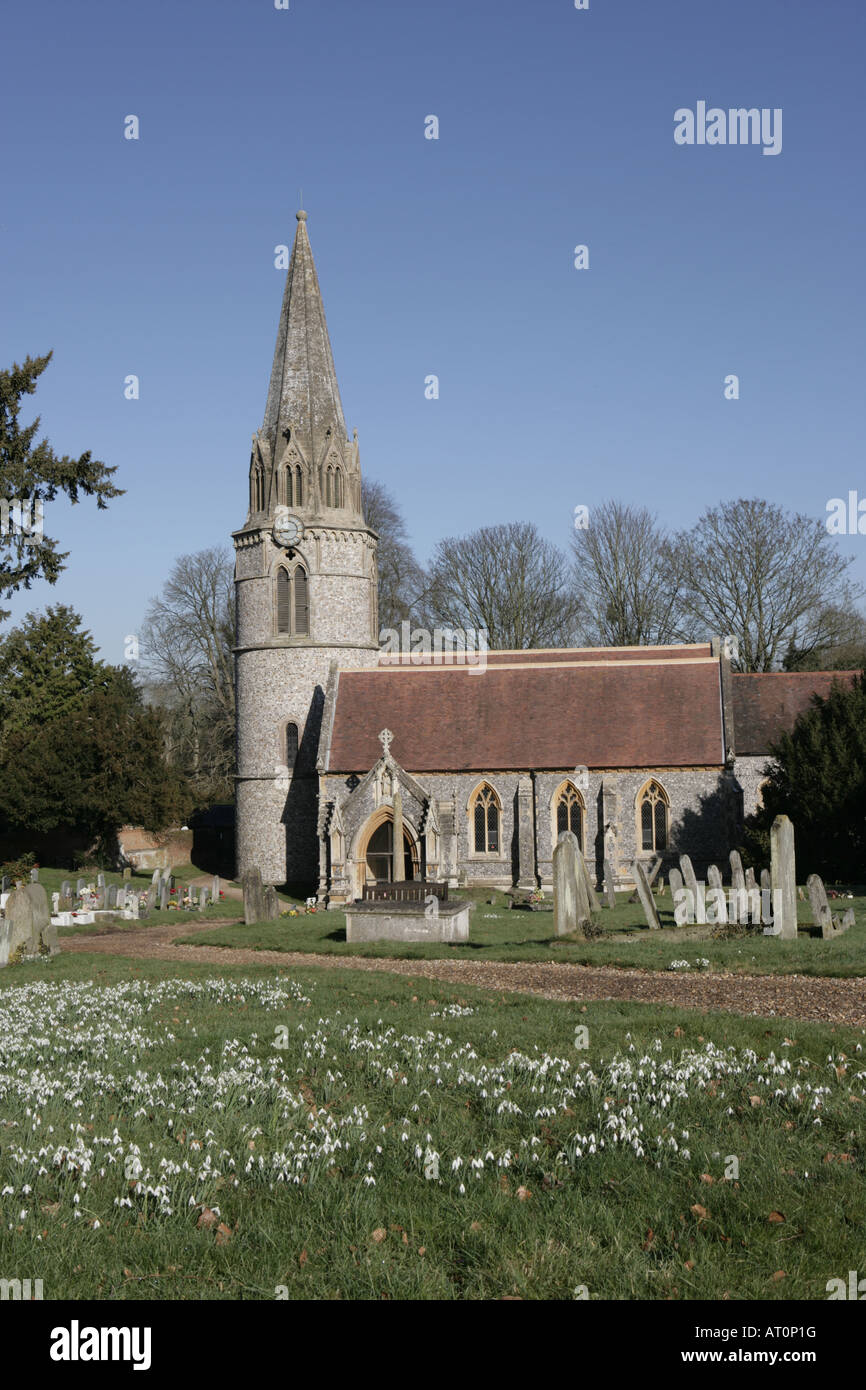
[179,889,866,978]
[1,951,864,1301]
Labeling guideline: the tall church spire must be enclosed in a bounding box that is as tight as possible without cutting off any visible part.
[261,210,348,458]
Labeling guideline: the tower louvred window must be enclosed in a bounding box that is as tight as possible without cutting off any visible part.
[286,722,299,766]
[293,566,309,635]
[334,468,343,508]
[276,568,290,634]
[295,467,303,506]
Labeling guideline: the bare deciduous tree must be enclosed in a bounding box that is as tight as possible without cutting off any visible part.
[675,498,865,671]
[572,500,684,646]
[140,546,235,801]
[426,522,581,649]
[362,479,427,632]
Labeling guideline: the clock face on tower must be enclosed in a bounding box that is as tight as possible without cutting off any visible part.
[273,508,303,549]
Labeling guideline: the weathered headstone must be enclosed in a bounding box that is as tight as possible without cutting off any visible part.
[243,868,266,926]
[151,868,161,886]
[668,866,684,898]
[707,864,723,891]
[200,888,209,910]
[159,882,168,911]
[97,871,106,888]
[263,885,280,920]
[760,868,771,892]
[632,861,661,929]
[51,891,60,914]
[577,846,601,913]
[146,885,156,913]
[76,878,85,894]
[30,866,39,883]
[61,879,71,899]
[0,888,36,965]
[603,858,616,909]
[122,867,131,881]
[770,815,797,940]
[679,854,698,901]
[628,855,661,903]
[24,883,51,944]
[745,866,756,892]
[0,874,9,893]
[116,886,127,910]
[106,884,117,909]
[806,873,832,934]
[553,835,579,936]
[729,849,745,883]
[212,875,219,899]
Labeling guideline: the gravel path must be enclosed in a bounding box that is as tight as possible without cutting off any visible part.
[60,921,866,1026]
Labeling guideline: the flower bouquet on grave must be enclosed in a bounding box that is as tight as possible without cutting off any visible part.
[529,887,545,907]
[305,896,318,914]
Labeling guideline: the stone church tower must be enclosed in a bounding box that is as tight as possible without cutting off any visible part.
[233,211,380,887]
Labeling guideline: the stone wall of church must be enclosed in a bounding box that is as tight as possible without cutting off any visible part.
[319,764,742,897]
[733,755,772,821]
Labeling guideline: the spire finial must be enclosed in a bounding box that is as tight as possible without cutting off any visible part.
[296,208,307,221]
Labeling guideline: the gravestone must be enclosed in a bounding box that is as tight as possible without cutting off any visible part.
[628,856,661,903]
[745,866,756,892]
[24,883,51,942]
[553,834,579,936]
[106,885,117,909]
[61,879,71,899]
[151,868,161,886]
[189,887,199,907]
[76,878,85,894]
[159,882,168,911]
[679,855,698,901]
[729,849,745,882]
[0,888,36,965]
[668,866,684,901]
[760,868,771,892]
[116,886,127,910]
[212,875,219,899]
[841,908,855,931]
[30,866,39,883]
[97,872,105,888]
[122,867,131,881]
[0,875,9,892]
[200,888,209,910]
[806,874,832,934]
[52,891,60,914]
[603,858,616,909]
[770,815,797,940]
[146,886,156,913]
[576,846,601,913]
[707,864,723,891]
[263,885,279,920]
[243,868,266,926]
[632,861,661,929]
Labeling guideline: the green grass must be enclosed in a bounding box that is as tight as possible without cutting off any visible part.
[0,950,864,1300]
[177,886,866,977]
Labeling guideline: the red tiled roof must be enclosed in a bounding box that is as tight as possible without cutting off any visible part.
[732,672,860,754]
[327,654,724,772]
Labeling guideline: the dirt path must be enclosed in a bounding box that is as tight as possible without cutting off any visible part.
[59,921,866,1026]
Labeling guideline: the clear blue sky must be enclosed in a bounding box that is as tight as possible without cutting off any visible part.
[2,0,865,659]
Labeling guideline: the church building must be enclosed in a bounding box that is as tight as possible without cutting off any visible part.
[233,213,852,900]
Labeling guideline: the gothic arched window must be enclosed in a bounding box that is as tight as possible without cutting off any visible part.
[471,783,501,855]
[252,465,265,512]
[294,466,304,507]
[554,782,584,851]
[334,468,343,508]
[638,780,669,852]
